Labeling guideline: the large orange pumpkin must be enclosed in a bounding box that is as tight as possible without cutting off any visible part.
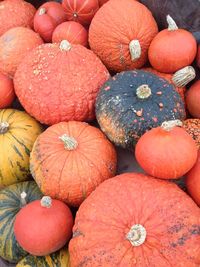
[89,0,158,72]
[0,72,15,108]
[14,40,109,125]
[69,173,200,267]
[30,121,117,207]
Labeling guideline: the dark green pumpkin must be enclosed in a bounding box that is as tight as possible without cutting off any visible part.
[95,70,186,149]
[0,181,43,263]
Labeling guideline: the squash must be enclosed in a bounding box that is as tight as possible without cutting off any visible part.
[98,0,109,6]
[89,0,158,72]
[186,80,200,118]
[33,1,67,42]
[197,45,200,68]
[62,0,99,26]
[148,15,197,73]
[0,181,43,263]
[14,40,109,125]
[52,21,88,47]
[69,172,200,267]
[183,119,200,149]
[30,121,117,207]
[0,72,15,108]
[96,70,186,149]
[135,120,198,179]
[0,27,43,77]
[0,109,43,187]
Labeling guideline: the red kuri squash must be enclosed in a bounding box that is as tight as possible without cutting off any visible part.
[186,80,200,118]
[0,73,15,108]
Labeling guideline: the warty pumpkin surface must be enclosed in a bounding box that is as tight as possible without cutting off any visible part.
[0,109,43,187]
[14,40,109,125]
[69,172,200,267]
[183,119,200,149]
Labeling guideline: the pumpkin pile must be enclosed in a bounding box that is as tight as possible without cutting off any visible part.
[0,0,200,266]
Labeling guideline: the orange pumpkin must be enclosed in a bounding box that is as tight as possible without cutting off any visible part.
[183,119,200,149]
[52,21,88,47]
[0,0,36,36]
[197,45,200,69]
[14,40,109,125]
[89,0,158,72]
[98,0,109,6]
[186,80,200,118]
[148,15,197,73]
[135,120,198,179]
[69,172,200,267]
[0,27,43,77]
[30,121,117,207]
[0,72,15,108]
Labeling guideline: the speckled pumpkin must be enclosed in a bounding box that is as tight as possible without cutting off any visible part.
[0,181,43,263]
[14,40,109,125]
[96,70,186,149]
[69,173,200,267]
[183,119,200,149]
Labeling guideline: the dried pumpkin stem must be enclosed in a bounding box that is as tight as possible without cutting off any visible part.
[129,40,141,61]
[126,224,147,246]
[39,7,46,15]
[20,191,27,207]
[60,40,72,51]
[172,66,196,87]
[136,84,152,99]
[0,122,9,134]
[161,120,183,131]
[167,15,178,31]
[59,134,78,150]
[41,196,52,208]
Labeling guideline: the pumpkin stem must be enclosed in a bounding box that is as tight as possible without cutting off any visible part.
[41,196,52,208]
[167,15,178,31]
[161,120,183,131]
[129,40,141,61]
[136,84,151,99]
[60,40,72,51]
[0,122,9,134]
[59,134,78,150]
[172,66,196,87]
[20,191,27,207]
[39,7,46,15]
[126,224,147,246]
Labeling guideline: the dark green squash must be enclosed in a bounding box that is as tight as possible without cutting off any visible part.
[0,181,43,263]
[95,70,186,149]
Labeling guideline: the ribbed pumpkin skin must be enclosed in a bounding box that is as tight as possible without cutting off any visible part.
[30,121,117,207]
[69,173,200,267]
[0,0,36,36]
[89,0,158,72]
[14,42,109,125]
[0,109,43,187]
[0,181,43,263]
[0,72,15,108]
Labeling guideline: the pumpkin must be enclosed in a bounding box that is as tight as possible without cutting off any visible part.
[148,15,197,74]
[0,0,36,36]
[0,109,43,187]
[16,248,70,267]
[197,45,200,68]
[98,0,109,6]
[96,70,186,149]
[0,72,15,108]
[186,150,200,206]
[89,0,158,72]
[30,121,117,207]
[52,21,88,47]
[183,119,200,149]
[0,181,43,263]
[62,0,99,26]
[14,196,73,256]
[33,2,67,42]
[69,172,200,267]
[14,40,109,125]
[186,80,200,118]
[0,27,43,77]
[135,120,198,179]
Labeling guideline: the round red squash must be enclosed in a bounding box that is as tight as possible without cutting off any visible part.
[30,121,117,207]
[14,196,73,256]
[89,0,158,72]
[52,21,88,47]
[69,172,200,266]
[148,15,197,73]
[62,0,99,26]
[135,120,198,179]
[14,40,109,125]
[33,1,67,42]
[183,119,200,149]
[0,72,15,108]
[186,80,200,118]
[0,27,43,77]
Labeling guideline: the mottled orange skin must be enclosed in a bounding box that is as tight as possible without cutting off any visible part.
[14,42,109,125]
[0,0,36,36]
[0,72,15,108]
[69,173,200,267]
[135,126,198,179]
[186,80,200,118]
[30,121,117,207]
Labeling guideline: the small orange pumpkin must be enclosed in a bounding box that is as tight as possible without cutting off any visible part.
[0,72,15,108]
[186,80,200,118]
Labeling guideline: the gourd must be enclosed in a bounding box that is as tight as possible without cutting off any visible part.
[0,72,15,108]
[135,120,198,179]
[0,181,43,263]
[0,109,43,187]
[186,80,200,118]
[30,121,117,207]
[183,119,200,148]
[69,172,200,267]
[197,45,200,68]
